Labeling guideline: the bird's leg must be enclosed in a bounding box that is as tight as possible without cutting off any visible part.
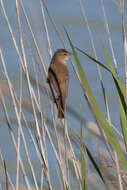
[47,77,49,83]
[54,95,61,104]
[56,95,61,101]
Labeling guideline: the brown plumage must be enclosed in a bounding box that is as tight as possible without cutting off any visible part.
[47,49,71,118]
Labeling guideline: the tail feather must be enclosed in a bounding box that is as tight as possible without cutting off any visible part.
[57,98,65,118]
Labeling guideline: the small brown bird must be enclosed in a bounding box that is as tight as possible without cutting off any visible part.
[47,49,71,118]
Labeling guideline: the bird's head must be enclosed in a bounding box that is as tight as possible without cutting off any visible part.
[53,49,72,62]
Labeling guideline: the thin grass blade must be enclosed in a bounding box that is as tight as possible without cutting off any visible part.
[65,29,127,169]
[80,127,86,190]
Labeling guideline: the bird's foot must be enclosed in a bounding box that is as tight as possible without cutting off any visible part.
[54,95,60,103]
[47,78,50,83]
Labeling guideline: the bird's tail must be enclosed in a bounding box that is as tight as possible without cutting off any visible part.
[57,97,65,118]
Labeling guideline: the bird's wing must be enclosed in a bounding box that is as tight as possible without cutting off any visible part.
[48,67,61,97]
[60,75,69,109]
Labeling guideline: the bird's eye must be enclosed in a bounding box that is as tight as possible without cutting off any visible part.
[63,53,66,55]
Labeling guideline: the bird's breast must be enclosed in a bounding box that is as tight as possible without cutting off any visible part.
[51,62,69,81]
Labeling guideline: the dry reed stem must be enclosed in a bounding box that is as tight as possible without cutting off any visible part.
[79,0,116,167]
[3,160,8,190]
[0,49,40,189]
[15,1,51,183]
[120,0,127,99]
[15,1,22,189]
[39,0,83,187]
[101,0,118,69]
[15,1,53,187]
[114,152,124,190]
[0,0,119,189]
[52,113,70,189]
[0,90,31,190]
[19,0,47,76]
[40,0,83,86]
[0,0,44,117]
[40,0,52,58]
[80,0,102,80]
[16,125,20,190]
[0,80,39,115]
[0,151,15,190]
[100,152,127,189]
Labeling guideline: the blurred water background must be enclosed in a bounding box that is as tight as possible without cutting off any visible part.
[0,0,127,188]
